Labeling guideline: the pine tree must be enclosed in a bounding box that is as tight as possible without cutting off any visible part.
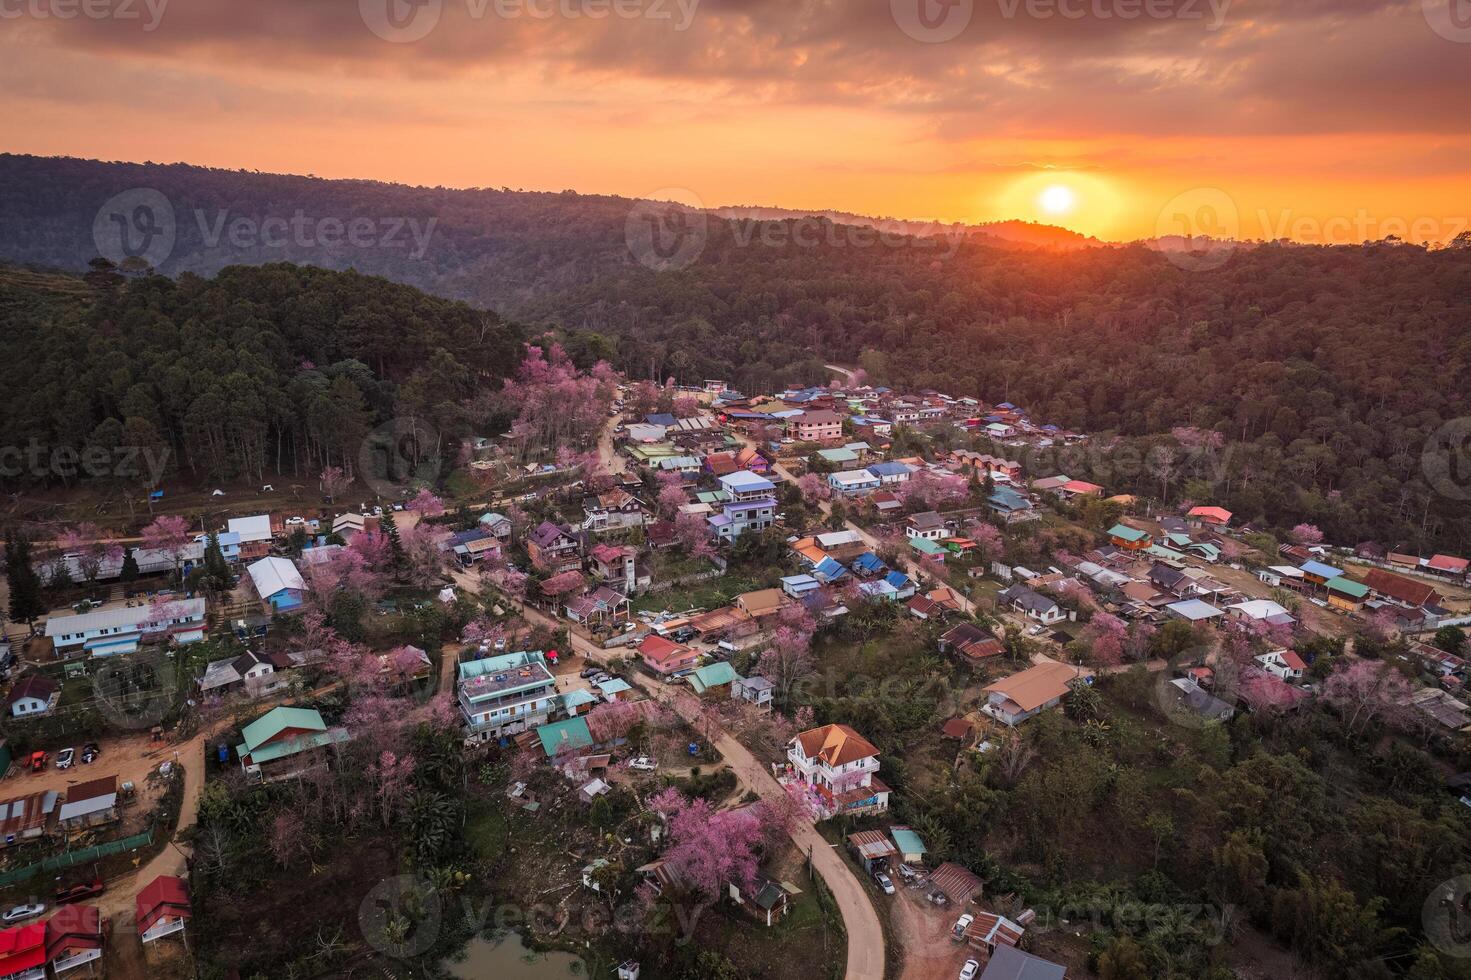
[120,547,140,584]
[4,532,45,626]
[203,531,232,592]
[379,510,407,570]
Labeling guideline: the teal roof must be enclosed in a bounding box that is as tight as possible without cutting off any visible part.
[1108,524,1150,543]
[537,717,593,757]
[561,689,598,711]
[459,650,546,681]
[237,726,349,765]
[817,448,858,464]
[598,678,632,695]
[1328,577,1369,599]
[689,661,741,694]
[910,537,947,555]
[238,706,326,753]
[890,827,926,856]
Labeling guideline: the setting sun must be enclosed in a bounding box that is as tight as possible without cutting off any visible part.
[1039,185,1077,215]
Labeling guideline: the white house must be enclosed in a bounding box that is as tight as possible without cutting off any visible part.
[998,585,1065,624]
[786,723,889,818]
[827,470,880,496]
[6,675,58,717]
[905,512,948,541]
[44,598,207,657]
[1255,649,1307,682]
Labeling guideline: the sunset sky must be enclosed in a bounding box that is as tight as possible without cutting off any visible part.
[5,0,1470,243]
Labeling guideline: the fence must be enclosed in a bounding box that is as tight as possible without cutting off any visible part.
[0,828,155,888]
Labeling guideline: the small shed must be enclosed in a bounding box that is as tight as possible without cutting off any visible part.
[889,826,927,865]
[846,829,898,873]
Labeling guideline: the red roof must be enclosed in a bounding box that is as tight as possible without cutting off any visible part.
[0,923,46,975]
[1278,649,1308,671]
[136,875,191,935]
[638,635,695,667]
[1188,505,1233,525]
[45,905,102,958]
[1361,568,1441,607]
[1428,554,1469,574]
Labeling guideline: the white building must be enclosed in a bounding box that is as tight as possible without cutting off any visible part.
[786,723,889,818]
[44,598,206,657]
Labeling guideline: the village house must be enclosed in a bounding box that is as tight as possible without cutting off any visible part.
[786,723,890,818]
[199,649,286,698]
[235,706,349,783]
[135,875,190,945]
[246,556,306,613]
[6,676,58,718]
[1255,649,1307,682]
[0,790,58,847]
[44,904,105,976]
[905,512,949,541]
[1361,568,1442,610]
[56,776,118,833]
[939,622,1005,664]
[1168,675,1237,722]
[0,923,45,980]
[587,543,646,594]
[44,597,207,658]
[866,461,914,485]
[331,512,376,542]
[828,470,881,496]
[983,662,1085,726]
[582,489,649,532]
[226,514,276,560]
[988,486,1038,524]
[564,587,631,626]
[526,521,583,573]
[688,661,742,699]
[1107,523,1152,550]
[788,409,845,443]
[638,635,700,677]
[998,585,1065,624]
[708,496,778,542]
[734,675,775,709]
[459,651,562,737]
[477,511,513,542]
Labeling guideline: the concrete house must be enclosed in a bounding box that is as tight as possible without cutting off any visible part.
[459,651,563,737]
[786,723,890,818]
[982,662,1084,726]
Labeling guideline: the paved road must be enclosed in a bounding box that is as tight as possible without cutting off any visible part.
[467,573,886,980]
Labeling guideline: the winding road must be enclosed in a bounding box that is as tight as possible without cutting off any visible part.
[461,571,886,980]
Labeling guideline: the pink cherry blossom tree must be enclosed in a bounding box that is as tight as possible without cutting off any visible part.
[1082,612,1128,668]
[796,473,831,505]
[407,488,445,518]
[319,465,352,502]
[1290,523,1324,546]
[1322,660,1412,737]
[141,515,191,580]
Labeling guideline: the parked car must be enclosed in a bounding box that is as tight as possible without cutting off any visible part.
[592,672,613,685]
[926,889,949,906]
[285,516,305,526]
[959,959,980,980]
[54,879,104,905]
[55,748,74,770]
[952,913,973,941]
[873,871,895,895]
[81,742,100,764]
[580,666,602,679]
[2,904,44,924]
[27,752,46,773]
[628,757,658,771]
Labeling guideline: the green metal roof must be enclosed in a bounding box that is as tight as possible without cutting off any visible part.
[561,689,598,710]
[910,537,947,555]
[889,827,926,856]
[238,706,327,753]
[1108,524,1150,543]
[1327,577,1369,599]
[537,717,593,757]
[689,661,741,694]
[237,726,349,765]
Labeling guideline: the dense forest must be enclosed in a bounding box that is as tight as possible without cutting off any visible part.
[3,154,1471,550]
[0,261,521,488]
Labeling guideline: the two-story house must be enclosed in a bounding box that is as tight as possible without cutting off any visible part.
[788,410,845,444]
[708,494,778,542]
[582,489,649,533]
[905,512,948,541]
[786,723,890,818]
[526,522,582,573]
[1255,649,1307,682]
[458,651,563,737]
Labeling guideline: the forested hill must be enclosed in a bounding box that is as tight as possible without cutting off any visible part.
[0,262,521,486]
[3,154,1471,550]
